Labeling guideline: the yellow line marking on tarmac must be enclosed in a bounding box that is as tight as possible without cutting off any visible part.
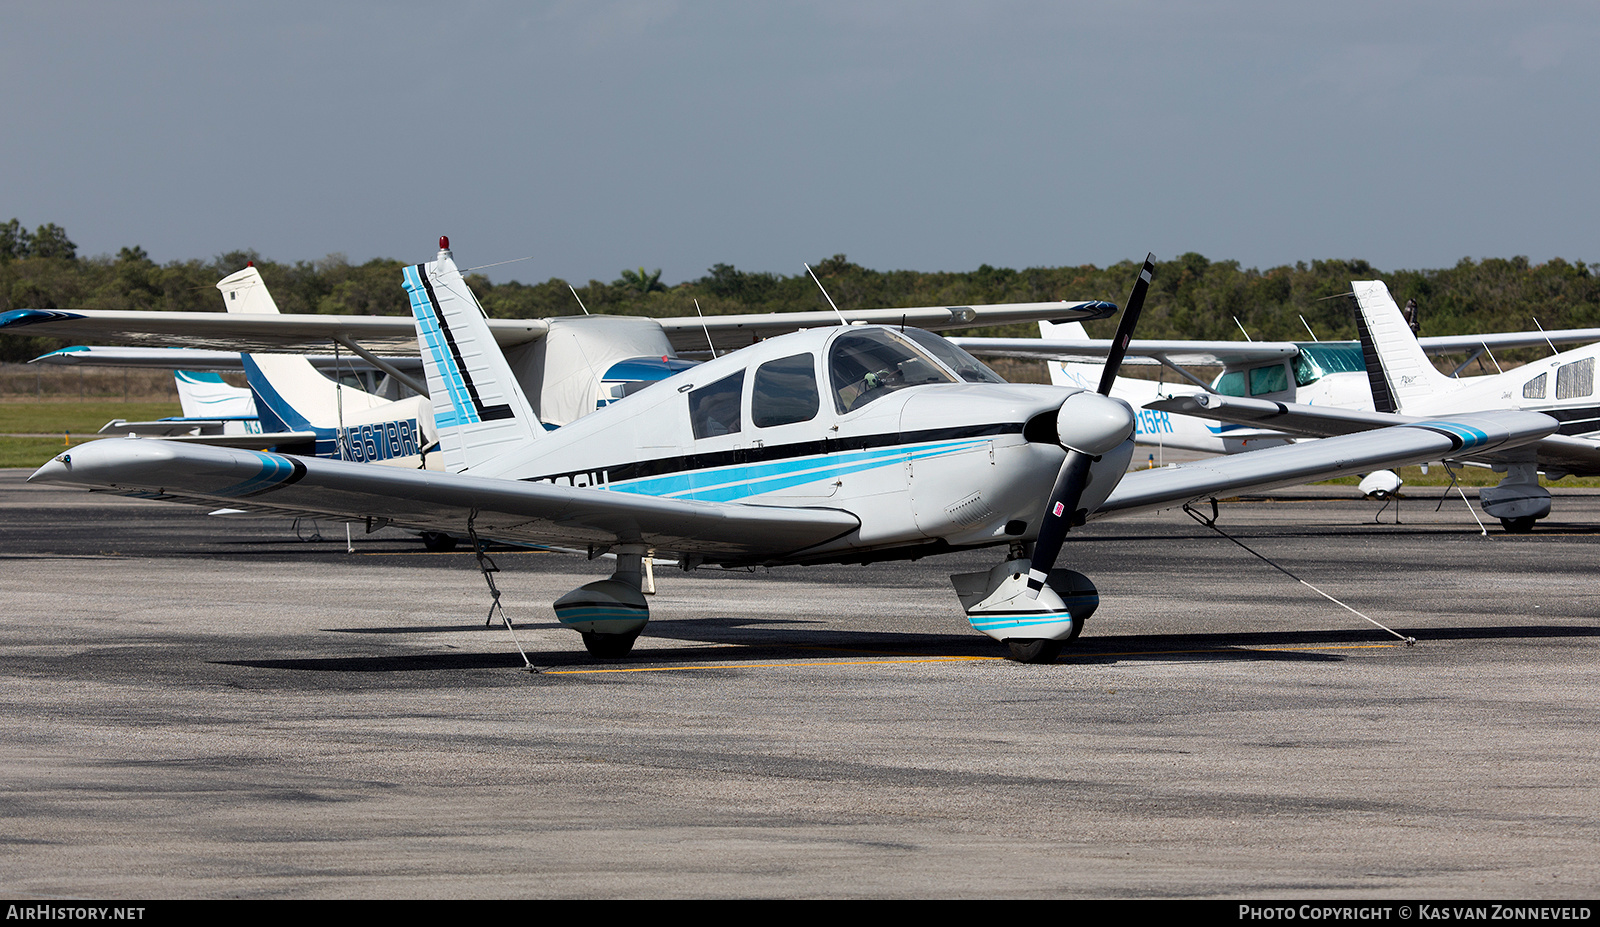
[543,642,1404,673]
[544,656,999,675]
[1060,642,1407,659]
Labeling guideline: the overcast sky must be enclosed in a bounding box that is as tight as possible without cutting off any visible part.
[3,1,1596,284]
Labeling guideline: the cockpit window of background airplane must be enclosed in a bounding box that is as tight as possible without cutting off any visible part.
[1292,343,1366,386]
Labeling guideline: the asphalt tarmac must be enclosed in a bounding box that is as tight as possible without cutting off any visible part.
[1,469,1596,899]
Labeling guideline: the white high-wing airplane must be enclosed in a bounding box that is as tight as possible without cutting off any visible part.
[1146,280,1600,532]
[28,243,1559,663]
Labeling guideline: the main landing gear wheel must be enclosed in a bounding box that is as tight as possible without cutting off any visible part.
[1500,516,1538,534]
[581,630,641,658]
[1006,638,1065,664]
[420,531,458,552]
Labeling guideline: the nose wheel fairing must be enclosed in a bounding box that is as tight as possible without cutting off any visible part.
[952,559,1099,656]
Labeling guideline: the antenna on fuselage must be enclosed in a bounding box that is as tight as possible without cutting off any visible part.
[804,263,849,325]
[569,285,591,315]
[694,299,717,358]
[1299,315,1319,341]
[1233,316,1253,341]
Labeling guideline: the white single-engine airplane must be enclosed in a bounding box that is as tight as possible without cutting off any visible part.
[29,244,1560,662]
[1146,281,1600,532]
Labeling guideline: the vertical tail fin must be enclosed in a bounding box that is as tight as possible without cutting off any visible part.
[174,370,257,419]
[1351,280,1456,413]
[215,266,389,438]
[1038,320,1106,391]
[402,240,541,473]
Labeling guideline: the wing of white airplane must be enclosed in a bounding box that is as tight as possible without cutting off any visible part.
[0,301,1113,356]
[950,335,1299,367]
[91,431,321,450]
[954,329,1600,367]
[30,345,423,373]
[1417,329,1600,353]
[32,439,861,563]
[0,308,482,354]
[34,409,1554,560]
[1098,411,1556,517]
[672,301,1115,354]
[1146,393,1600,476]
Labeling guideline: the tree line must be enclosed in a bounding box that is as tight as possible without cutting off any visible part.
[2,218,1597,365]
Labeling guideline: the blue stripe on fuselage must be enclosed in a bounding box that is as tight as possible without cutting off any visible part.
[604,437,994,503]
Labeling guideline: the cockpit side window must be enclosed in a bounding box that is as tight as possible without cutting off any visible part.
[689,370,745,439]
[828,329,955,413]
[1215,370,1247,396]
[752,353,819,428]
[1523,372,1547,400]
[1248,363,1289,395]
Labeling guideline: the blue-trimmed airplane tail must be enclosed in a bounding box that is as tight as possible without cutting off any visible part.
[216,266,434,464]
[174,370,257,420]
[402,239,542,474]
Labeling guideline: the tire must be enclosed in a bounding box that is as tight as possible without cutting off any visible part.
[1500,516,1537,534]
[1006,637,1065,664]
[582,630,641,658]
[420,532,458,552]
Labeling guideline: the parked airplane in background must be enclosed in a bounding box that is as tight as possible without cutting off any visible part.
[29,243,1559,662]
[955,318,1600,458]
[1147,281,1600,532]
[97,369,263,441]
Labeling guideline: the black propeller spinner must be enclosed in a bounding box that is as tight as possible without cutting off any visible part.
[1024,253,1156,599]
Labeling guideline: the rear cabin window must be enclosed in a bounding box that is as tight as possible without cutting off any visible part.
[752,353,819,428]
[1249,364,1289,395]
[1523,373,1547,399]
[689,370,745,439]
[1556,357,1594,400]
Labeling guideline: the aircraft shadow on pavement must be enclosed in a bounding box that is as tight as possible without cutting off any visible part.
[217,622,1596,674]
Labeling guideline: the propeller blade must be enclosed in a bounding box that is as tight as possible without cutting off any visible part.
[1095,252,1156,396]
[1025,449,1092,597]
[1027,253,1156,599]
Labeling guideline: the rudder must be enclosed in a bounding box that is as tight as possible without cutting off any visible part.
[402,239,541,473]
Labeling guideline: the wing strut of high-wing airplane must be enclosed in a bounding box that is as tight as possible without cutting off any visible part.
[28,244,1561,663]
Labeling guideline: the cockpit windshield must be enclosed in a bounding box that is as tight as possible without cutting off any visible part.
[900,327,1008,384]
[1292,343,1366,386]
[828,328,956,413]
